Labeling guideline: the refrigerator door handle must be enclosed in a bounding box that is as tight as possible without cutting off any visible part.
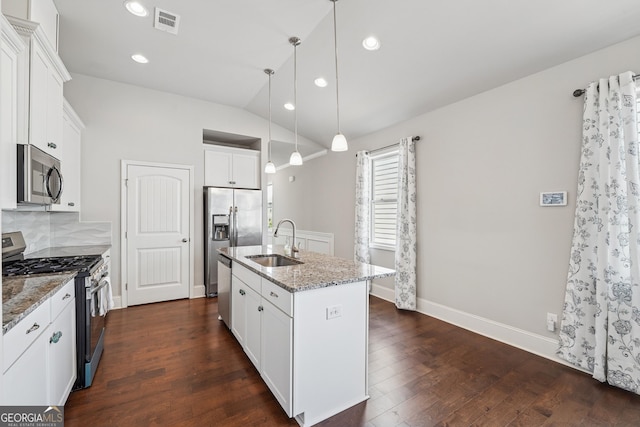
[234,206,239,246]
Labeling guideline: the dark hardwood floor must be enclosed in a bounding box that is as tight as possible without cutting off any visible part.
[65,296,640,426]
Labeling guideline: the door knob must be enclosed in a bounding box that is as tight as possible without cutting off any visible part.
[182,238,188,242]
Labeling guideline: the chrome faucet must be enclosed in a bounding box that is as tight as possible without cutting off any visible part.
[274,219,299,258]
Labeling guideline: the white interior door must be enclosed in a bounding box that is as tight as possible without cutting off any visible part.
[126,164,191,306]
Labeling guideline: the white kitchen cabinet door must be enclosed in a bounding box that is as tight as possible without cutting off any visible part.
[52,100,83,211]
[231,276,247,346]
[29,40,49,154]
[49,299,76,405]
[45,65,63,156]
[0,17,23,210]
[204,149,232,187]
[261,300,293,416]
[203,145,260,189]
[244,284,262,370]
[232,151,260,189]
[2,327,49,405]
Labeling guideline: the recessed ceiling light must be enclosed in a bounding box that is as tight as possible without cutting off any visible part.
[314,77,328,88]
[124,1,148,17]
[284,103,295,111]
[362,36,381,51]
[131,54,149,64]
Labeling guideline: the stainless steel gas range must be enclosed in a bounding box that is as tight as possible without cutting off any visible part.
[2,231,111,389]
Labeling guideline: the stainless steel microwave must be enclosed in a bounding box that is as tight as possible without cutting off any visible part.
[17,144,63,205]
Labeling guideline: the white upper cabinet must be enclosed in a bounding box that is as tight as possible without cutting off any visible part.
[0,15,25,210]
[51,99,84,212]
[7,16,71,158]
[204,145,260,189]
[2,0,59,50]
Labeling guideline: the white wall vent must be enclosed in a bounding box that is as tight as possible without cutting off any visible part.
[154,8,180,35]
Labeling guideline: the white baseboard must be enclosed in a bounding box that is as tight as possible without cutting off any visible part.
[369,282,588,373]
[193,284,206,298]
[112,295,122,309]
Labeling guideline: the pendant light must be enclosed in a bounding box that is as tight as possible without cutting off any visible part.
[289,36,303,166]
[330,0,348,152]
[264,68,276,174]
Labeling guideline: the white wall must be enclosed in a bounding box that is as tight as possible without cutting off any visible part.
[271,35,640,360]
[64,73,313,302]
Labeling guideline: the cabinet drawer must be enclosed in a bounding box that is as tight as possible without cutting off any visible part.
[50,279,75,319]
[262,279,293,317]
[233,263,261,293]
[3,302,51,372]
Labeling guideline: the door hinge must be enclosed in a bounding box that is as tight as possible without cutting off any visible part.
[125,178,128,187]
[125,231,127,239]
[125,283,128,290]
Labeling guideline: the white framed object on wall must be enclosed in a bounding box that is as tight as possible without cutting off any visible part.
[540,191,567,206]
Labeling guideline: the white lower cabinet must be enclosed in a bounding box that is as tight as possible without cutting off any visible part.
[260,298,293,414]
[49,296,76,405]
[2,322,49,405]
[230,263,367,426]
[2,278,76,405]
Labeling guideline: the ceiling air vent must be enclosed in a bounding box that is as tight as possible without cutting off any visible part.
[154,8,180,35]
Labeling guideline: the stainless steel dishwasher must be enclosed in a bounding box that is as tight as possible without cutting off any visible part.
[217,253,232,328]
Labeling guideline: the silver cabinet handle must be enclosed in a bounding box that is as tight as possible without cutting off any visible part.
[229,181,236,185]
[239,289,246,296]
[26,323,40,334]
[258,305,263,312]
[47,142,57,149]
[50,331,62,344]
[68,202,75,207]
[269,291,279,298]
[62,293,72,300]
[182,238,188,242]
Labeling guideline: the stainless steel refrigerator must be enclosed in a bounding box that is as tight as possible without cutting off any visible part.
[204,187,262,303]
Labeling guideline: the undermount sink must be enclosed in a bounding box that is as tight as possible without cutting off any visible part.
[246,254,303,267]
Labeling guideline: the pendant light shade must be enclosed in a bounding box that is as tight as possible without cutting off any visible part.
[289,36,303,166]
[330,0,348,152]
[289,151,303,165]
[331,133,348,152]
[264,68,276,174]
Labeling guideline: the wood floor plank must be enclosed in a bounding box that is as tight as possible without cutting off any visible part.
[64,296,640,426]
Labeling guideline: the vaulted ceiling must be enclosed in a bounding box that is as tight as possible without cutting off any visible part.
[54,0,640,158]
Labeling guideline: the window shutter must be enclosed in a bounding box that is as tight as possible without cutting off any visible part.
[371,152,399,248]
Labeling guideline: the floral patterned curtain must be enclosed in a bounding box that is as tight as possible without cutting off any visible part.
[558,71,640,394]
[395,137,417,310]
[354,151,371,263]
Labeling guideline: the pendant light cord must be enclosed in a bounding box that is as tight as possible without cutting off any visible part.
[294,41,299,152]
[268,71,272,161]
[332,0,341,134]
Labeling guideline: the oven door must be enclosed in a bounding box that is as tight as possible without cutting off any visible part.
[17,144,63,205]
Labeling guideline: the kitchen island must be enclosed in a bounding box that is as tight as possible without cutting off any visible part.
[219,245,394,427]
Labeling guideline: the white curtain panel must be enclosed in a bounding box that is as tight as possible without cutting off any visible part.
[558,71,640,394]
[354,151,371,263]
[395,137,417,310]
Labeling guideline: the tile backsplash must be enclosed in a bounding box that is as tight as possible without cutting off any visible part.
[2,211,111,254]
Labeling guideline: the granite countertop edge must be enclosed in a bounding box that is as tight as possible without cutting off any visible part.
[2,244,112,335]
[220,245,395,293]
[2,272,76,335]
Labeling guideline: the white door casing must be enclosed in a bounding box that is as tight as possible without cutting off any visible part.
[122,161,194,307]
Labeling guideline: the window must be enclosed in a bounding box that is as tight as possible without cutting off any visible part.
[370,148,399,249]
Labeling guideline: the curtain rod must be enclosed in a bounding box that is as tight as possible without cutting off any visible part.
[572,74,639,97]
[358,136,421,156]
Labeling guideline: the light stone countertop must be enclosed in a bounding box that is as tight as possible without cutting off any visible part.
[3,272,76,334]
[2,245,111,334]
[219,245,395,293]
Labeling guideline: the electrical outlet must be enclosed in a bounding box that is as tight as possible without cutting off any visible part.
[327,305,342,320]
[547,313,558,332]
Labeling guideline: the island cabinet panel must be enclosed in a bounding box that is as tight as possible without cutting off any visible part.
[292,281,369,426]
[229,259,370,426]
[230,276,248,347]
[261,299,293,415]
[244,284,262,370]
